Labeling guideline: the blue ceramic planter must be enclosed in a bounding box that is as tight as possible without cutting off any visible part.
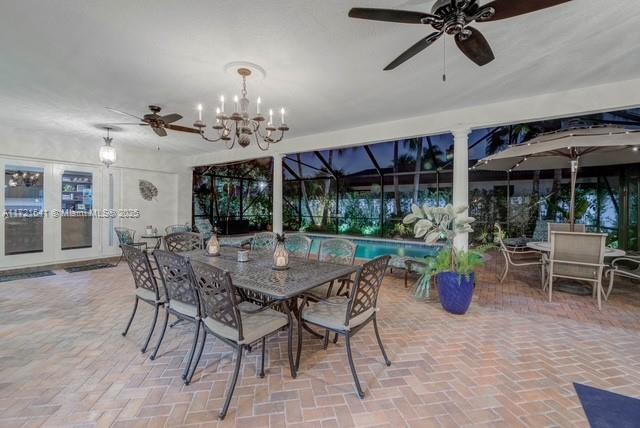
[436,271,475,315]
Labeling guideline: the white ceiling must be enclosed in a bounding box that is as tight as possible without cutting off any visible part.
[1,0,639,155]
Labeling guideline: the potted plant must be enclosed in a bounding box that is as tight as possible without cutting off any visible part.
[403,204,488,315]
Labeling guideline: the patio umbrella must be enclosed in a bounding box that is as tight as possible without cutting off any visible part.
[472,125,640,229]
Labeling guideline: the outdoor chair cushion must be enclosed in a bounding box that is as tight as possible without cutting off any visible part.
[308,277,351,299]
[203,301,288,345]
[302,296,375,331]
[135,287,158,302]
[169,300,198,318]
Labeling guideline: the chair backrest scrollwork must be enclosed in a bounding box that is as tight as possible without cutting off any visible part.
[318,238,357,265]
[115,227,136,246]
[285,234,313,259]
[346,255,390,324]
[122,244,159,300]
[164,232,203,253]
[251,232,277,252]
[153,249,199,309]
[189,260,244,341]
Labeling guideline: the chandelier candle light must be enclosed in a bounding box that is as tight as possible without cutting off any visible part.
[194,67,289,150]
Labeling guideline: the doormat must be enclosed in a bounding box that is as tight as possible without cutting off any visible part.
[0,270,56,283]
[64,263,116,273]
[575,383,640,428]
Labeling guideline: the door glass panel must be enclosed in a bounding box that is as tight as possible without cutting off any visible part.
[61,171,93,250]
[4,165,44,255]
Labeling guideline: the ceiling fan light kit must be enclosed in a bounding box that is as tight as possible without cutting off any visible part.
[348,0,571,71]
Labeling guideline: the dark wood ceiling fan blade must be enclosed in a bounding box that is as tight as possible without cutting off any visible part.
[152,126,167,137]
[384,32,442,71]
[348,8,430,24]
[105,107,144,121]
[481,0,571,21]
[455,27,495,66]
[106,122,148,126]
[161,113,182,124]
[166,124,200,134]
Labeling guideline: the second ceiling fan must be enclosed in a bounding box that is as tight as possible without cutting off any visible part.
[349,0,571,70]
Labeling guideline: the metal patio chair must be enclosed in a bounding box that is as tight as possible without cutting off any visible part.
[164,232,203,253]
[495,223,543,285]
[308,238,357,299]
[547,222,586,239]
[543,231,607,309]
[165,224,191,234]
[193,218,214,240]
[605,255,640,301]
[187,260,291,419]
[114,227,147,266]
[298,255,392,398]
[151,250,202,379]
[285,233,313,259]
[251,231,277,252]
[121,244,164,353]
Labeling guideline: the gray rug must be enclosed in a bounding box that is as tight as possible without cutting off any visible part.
[0,270,56,283]
[64,263,116,273]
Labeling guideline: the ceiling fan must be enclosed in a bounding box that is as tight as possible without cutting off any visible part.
[105,105,200,137]
[348,0,571,70]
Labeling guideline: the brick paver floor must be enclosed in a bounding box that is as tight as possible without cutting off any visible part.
[1,253,639,427]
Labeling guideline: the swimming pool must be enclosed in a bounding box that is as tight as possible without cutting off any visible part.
[306,234,441,260]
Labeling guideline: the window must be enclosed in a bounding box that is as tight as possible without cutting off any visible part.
[4,165,44,255]
[61,171,93,250]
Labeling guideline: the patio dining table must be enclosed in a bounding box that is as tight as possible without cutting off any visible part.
[185,246,359,377]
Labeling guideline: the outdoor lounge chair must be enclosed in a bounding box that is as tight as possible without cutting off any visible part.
[495,223,543,285]
[298,255,391,398]
[120,245,164,353]
[543,231,607,309]
[605,255,640,301]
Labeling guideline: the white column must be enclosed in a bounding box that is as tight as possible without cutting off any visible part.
[452,128,471,251]
[272,153,283,234]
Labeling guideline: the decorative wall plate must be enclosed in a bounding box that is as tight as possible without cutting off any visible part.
[139,180,158,201]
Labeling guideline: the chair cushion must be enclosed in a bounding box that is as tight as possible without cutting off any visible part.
[203,301,288,345]
[302,297,375,331]
[135,287,158,302]
[169,300,198,318]
[308,278,351,299]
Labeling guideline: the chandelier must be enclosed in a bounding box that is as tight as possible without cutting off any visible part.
[99,127,116,168]
[193,67,289,151]
[7,170,40,187]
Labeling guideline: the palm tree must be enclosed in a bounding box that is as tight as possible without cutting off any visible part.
[403,137,424,204]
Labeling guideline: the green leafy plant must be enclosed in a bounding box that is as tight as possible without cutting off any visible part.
[403,204,493,300]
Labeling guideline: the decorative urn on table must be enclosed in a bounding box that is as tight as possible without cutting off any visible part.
[272,233,289,270]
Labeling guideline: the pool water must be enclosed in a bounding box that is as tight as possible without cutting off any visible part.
[307,234,440,260]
